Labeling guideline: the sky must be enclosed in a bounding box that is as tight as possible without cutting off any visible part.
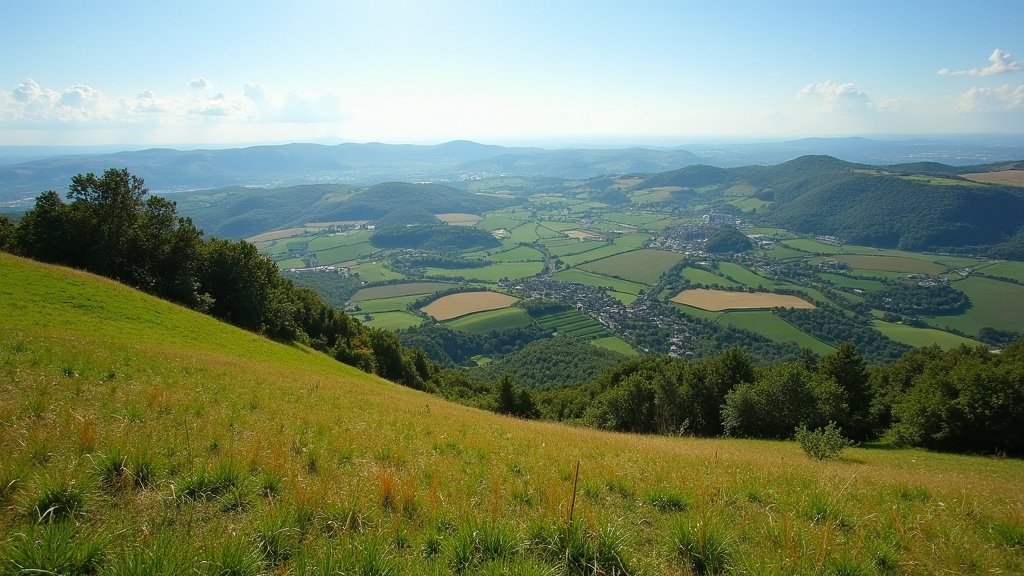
[1,0,1023,148]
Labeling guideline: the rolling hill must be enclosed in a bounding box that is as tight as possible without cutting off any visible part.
[2,252,1023,573]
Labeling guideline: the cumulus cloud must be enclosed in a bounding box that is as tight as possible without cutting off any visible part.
[797,80,874,113]
[0,77,347,132]
[938,49,1021,77]
[955,84,1024,112]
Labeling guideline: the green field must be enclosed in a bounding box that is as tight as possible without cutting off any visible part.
[977,260,1024,282]
[507,222,541,243]
[531,309,611,339]
[313,242,380,266]
[354,260,405,281]
[832,254,947,274]
[548,240,608,257]
[820,273,886,292]
[306,230,373,251]
[488,245,545,262]
[552,268,648,295]
[923,277,1024,335]
[681,266,740,288]
[873,320,983,350]
[275,257,306,269]
[476,212,527,231]
[782,238,846,254]
[559,243,637,266]
[424,261,544,282]
[718,311,835,355]
[351,282,453,301]
[718,262,787,289]
[444,306,534,333]
[579,249,684,285]
[352,295,420,314]
[363,310,423,330]
[728,197,769,212]
[591,336,637,355]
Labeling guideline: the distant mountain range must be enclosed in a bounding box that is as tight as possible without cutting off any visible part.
[2,136,1023,207]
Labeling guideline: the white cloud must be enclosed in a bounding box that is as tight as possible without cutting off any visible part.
[938,49,1021,77]
[796,80,874,113]
[188,76,210,90]
[955,84,1024,112]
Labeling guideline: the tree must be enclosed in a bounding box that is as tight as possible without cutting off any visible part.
[0,215,15,252]
[818,342,872,440]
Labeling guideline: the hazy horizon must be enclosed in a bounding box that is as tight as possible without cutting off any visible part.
[3,1,1023,147]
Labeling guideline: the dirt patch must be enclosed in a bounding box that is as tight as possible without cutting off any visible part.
[962,170,1024,188]
[565,230,601,240]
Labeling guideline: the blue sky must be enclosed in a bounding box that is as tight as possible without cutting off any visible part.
[2,0,1022,147]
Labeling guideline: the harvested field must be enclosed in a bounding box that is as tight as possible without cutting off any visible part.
[421,291,519,321]
[962,170,1024,187]
[672,288,815,311]
[565,229,601,240]
[436,212,483,226]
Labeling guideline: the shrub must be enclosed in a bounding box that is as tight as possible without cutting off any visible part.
[795,422,852,460]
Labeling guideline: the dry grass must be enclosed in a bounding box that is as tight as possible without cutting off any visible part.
[2,253,1023,574]
[564,230,601,240]
[962,170,1024,187]
[420,291,519,321]
[672,288,816,311]
[435,213,483,226]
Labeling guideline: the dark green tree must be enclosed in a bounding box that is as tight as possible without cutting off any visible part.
[818,342,872,440]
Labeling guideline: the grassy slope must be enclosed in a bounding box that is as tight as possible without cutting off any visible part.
[1,253,1023,574]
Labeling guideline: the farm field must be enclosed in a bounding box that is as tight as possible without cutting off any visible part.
[488,245,545,262]
[531,309,610,339]
[962,169,1024,186]
[831,254,946,274]
[350,282,453,301]
[578,248,684,285]
[781,238,846,254]
[444,306,534,333]
[820,273,886,292]
[552,268,648,295]
[362,310,422,330]
[559,243,637,266]
[591,336,637,355]
[976,260,1024,282]
[718,311,835,355]
[548,239,609,257]
[351,295,420,314]
[312,242,380,266]
[421,290,519,321]
[681,266,740,287]
[424,261,544,282]
[872,320,983,350]
[354,260,404,281]
[435,212,482,226]
[717,262,789,290]
[672,288,816,311]
[307,230,373,251]
[923,277,1024,335]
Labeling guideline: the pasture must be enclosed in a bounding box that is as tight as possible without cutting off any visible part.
[421,291,519,321]
[444,307,534,333]
[719,311,835,355]
[681,266,741,288]
[591,336,637,355]
[559,243,637,267]
[424,261,544,282]
[579,249,684,285]
[832,254,946,274]
[923,277,1024,335]
[552,268,648,295]
[872,320,983,350]
[531,309,611,339]
[672,289,816,311]
[362,310,422,330]
[350,282,453,301]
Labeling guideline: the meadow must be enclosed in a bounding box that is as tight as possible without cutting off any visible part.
[350,282,454,302]
[922,276,1024,335]
[718,311,835,355]
[872,319,982,350]
[443,307,534,334]
[578,249,685,285]
[3,254,1024,575]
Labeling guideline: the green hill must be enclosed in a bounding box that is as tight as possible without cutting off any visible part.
[2,252,1023,574]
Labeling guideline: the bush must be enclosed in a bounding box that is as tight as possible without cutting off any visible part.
[795,422,852,460]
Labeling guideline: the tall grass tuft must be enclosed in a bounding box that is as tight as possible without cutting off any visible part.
[102,535,196,575]
[201,536,262,576]
[646,487,689,512]
[29,478,86,523]
[671,519,732,576]
[4,522,105,575]
[257,509,301,566]
[352,536,397,576]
